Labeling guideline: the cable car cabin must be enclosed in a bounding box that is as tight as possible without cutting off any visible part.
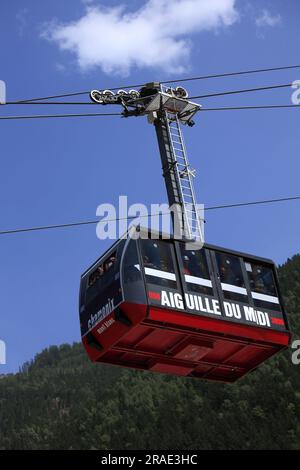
[79,228,291,383]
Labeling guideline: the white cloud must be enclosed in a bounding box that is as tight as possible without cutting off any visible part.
[255,9,281,28]
[43,0,239,76]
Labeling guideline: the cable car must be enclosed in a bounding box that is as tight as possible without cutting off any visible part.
[79,227,291,383]
[82,84,291,382]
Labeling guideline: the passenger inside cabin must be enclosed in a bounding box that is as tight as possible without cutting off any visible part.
[143,254,156,269]
[88,265,104,287]
[249,265,276,295]
[88,252,117,288]
[182,255,192,275]
[182,250,208,278]
[105,254,116,272]
[250,267,265,292]
[189,252,204,277]
[142,242,162,270]
[218,255,244,287]
[97,265,104,277]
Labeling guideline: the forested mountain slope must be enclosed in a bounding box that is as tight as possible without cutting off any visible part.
[0,255,300,450]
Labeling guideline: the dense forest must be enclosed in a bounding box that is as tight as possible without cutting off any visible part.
[0,255,299,450]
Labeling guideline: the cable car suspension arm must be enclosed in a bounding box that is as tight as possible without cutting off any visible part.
[90,83,204,247]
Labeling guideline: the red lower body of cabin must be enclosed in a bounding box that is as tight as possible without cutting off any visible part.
[82,302,290,383]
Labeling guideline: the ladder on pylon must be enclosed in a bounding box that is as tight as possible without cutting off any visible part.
[167,113,203,242]
[154,107,203,245]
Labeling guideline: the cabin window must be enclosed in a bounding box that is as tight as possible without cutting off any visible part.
[88,251,117,288]
[123,240,141,284]
[85,250,119,307]
[122,239,146,304]
[180,246,213,296]
[140,239,177,289]
[215,252,248,303]
[245,261,281,311]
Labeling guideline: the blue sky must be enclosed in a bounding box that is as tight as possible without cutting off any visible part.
[0,0,299,373]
